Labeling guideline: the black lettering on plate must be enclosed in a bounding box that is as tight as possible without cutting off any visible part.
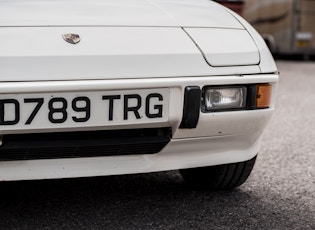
[124,94,141,120]
[145,93,163,118]
[0,99,20,125]
[72,96,91,122]
[48,97,68,123]
[24,98,44,125]
[102,95,121,121]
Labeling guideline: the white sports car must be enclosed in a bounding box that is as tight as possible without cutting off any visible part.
[0,0,278,189]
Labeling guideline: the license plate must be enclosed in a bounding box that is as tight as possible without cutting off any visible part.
[0,88,169,131]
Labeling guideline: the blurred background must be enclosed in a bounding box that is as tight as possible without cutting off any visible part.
[215,0,315,59]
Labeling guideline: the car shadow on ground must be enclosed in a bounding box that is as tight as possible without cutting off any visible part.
[0,172,313,229]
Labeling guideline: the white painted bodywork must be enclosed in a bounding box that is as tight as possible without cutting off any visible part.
[0,27,262,81]
[184,28,260,66]
[0,0,243,28]
[0,0,278,181]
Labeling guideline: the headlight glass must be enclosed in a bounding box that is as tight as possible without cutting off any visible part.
[204,86,247,111]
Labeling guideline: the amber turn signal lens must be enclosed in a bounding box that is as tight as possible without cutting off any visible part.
[256,84,272,109]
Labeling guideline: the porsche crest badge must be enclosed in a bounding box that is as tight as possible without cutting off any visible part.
[62,34,81,44]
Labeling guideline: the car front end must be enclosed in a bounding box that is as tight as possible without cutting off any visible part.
[0,0,278,187]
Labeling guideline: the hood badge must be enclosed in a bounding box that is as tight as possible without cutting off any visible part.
[62,33,81,44]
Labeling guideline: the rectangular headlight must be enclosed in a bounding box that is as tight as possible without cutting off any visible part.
[204,86,247,111]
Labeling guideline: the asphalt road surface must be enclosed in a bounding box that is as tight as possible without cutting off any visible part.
[0,60,314,229]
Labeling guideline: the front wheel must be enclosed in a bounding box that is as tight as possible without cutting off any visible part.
[180,155,257,190]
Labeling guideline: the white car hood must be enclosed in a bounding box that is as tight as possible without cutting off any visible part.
[0,0,243,29]
[0,0,273,82]
[0,26,261,82]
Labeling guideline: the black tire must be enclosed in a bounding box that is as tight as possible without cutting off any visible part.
[180,155,257,190]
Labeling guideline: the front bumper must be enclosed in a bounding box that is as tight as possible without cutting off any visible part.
[0,74,278,180]
[0,132,263,181]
